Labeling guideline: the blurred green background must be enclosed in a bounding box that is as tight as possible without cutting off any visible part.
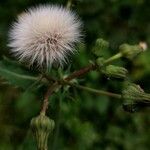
[0,0,150,150]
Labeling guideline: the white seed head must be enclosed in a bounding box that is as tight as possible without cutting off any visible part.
[8,5,82,68]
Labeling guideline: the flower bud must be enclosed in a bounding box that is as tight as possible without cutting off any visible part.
[122,83,150,112]
[92,38,109,57]
[119,43,143,60]
[96,57,105,67]
[30,113,55,150]
[101,65,128,79]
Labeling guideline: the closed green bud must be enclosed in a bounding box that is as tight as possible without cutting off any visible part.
[119,43,143,60]
[122,83,150,112]
[122,83,144,100]
[92,38,109,57]
[102,65,128,79]
[96,57,105,67]
[30,113,55,150]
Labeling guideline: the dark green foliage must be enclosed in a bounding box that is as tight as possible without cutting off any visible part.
[0,57,41,89]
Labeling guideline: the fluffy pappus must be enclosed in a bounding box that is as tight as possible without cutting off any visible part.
[8,5,82,69]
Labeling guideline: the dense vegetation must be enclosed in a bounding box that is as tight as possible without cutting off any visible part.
[0,0,150,149]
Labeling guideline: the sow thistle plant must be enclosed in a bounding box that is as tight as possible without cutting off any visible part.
[0,1,149,150]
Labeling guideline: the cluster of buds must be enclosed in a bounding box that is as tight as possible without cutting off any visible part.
[30,113,55,150]
[91,38,149,112]
[122,83,150,112]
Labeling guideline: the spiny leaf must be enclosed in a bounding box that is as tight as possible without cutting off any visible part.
[0,57,43,89]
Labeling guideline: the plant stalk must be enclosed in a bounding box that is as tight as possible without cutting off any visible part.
[104,52,122,65]
[65,64,96,81]
[62,80,122,99]
[41,52,123,114]
[40,82,59,115]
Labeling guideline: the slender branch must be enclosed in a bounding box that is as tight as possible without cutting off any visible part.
[40,82,59,115]
[65,64,97,81]
[104,52,122,64]
[61,80,122,99]
[65,52,122,81]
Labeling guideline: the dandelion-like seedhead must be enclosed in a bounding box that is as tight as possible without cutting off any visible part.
[8,5,82,68]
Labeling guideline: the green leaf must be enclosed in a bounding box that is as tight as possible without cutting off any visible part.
[0,57,42,89]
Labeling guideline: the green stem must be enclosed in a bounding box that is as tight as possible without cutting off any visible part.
[66,0,73,9]
[104,52,122,65]
[62,80,122,99]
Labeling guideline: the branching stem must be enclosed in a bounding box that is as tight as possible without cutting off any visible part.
[65,52,122,81]
[65,64,97,81]
[41,52,123,114]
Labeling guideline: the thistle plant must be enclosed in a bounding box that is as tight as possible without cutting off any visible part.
[0,0,149,150]
[8,5,82,68]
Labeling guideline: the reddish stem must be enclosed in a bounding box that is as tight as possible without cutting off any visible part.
[40,82,59,115]
[65,64,97,81]
[41,64,97,114]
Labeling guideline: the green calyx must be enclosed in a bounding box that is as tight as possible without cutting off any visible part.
[101,65,128,79]
[30,113,55,150]
[122,83,150,112]
[119,43,143,60]
[92,38,109,57]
